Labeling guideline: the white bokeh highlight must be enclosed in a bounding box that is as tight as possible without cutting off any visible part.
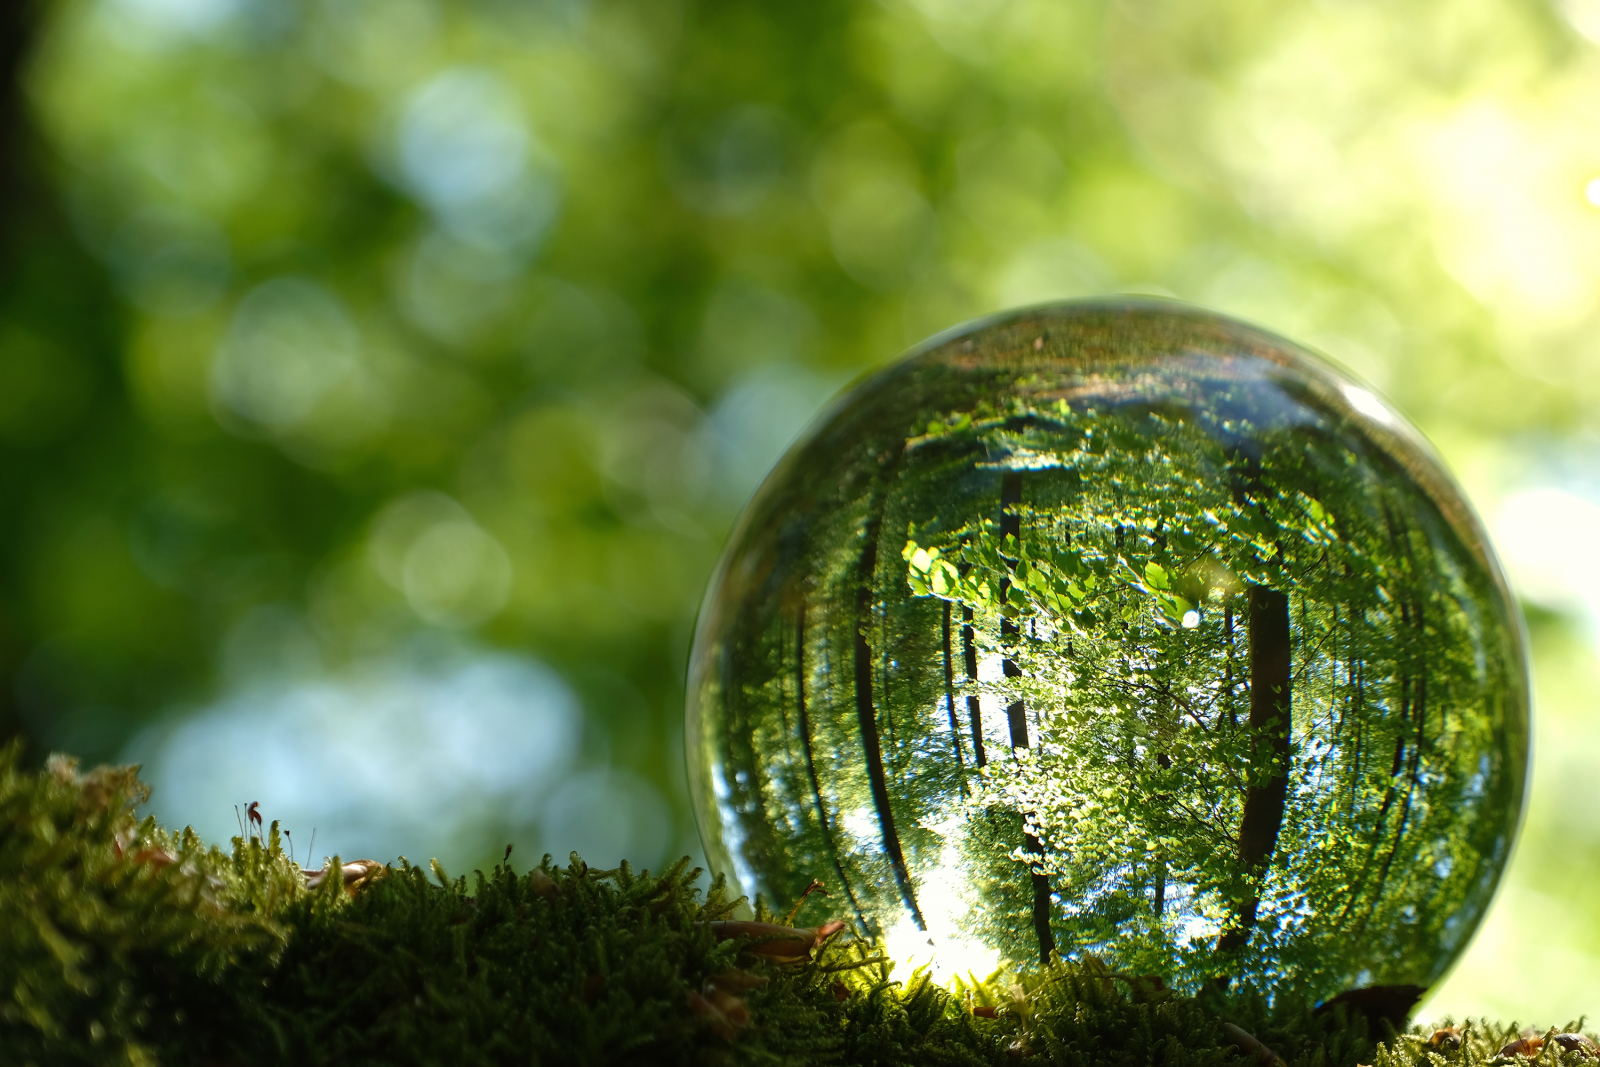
[125,651,584,870]
[396,67,560,253]
[1494,485,1600,625]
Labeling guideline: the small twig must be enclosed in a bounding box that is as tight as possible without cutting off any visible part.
[784,879,829,925]
[1223,1023,1285,1067]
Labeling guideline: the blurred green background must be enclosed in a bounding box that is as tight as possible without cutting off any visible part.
[2,0,1598,1021]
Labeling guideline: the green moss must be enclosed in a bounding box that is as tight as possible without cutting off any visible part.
[0,742,300,1065]
[0,746,1580,1066]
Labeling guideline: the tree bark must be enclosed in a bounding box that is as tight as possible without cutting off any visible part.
[1218,583,1291,953]
[0,1,42,751]
[998,471,1055,965]
[940,602,966,770]
[852,513,926,931]
[796,602,869,931]
[1153,752,1171,918]
[962,606,986,767]
[999,473,1029,749]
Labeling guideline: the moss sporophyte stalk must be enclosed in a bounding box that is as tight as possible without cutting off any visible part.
[0,743,1585,1066]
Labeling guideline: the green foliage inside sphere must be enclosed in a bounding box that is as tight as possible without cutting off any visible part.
[687,301,1529,1002]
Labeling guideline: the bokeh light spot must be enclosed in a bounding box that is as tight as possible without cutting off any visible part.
[126,649,582,872]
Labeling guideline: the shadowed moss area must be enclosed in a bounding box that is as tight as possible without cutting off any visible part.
[0,744,1584,1066]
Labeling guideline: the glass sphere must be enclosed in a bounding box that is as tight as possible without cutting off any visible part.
[686,299,1527,1002]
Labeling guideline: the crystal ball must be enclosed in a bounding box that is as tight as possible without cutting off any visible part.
[686,300,1528,1001]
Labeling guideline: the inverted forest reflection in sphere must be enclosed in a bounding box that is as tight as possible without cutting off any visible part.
[685,300,1528,1001]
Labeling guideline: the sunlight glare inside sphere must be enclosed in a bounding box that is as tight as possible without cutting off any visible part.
[685,300,1529,1001]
